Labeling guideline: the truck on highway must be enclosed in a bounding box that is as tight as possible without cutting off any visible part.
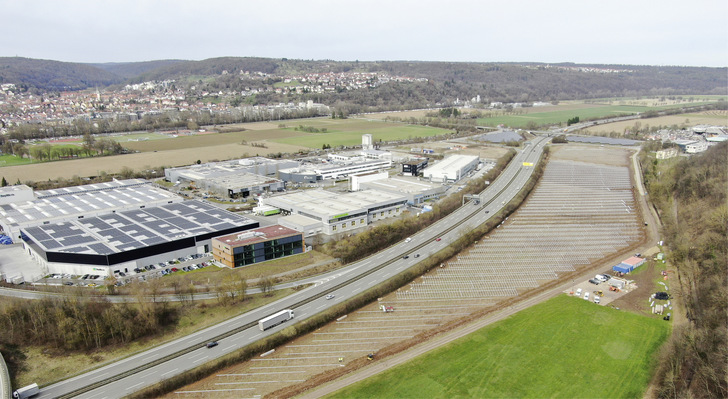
[13,383,39,399]
[258,309,294,331]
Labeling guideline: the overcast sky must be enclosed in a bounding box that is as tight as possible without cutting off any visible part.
[2,0,726,67]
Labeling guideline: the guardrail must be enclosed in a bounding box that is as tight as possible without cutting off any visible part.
[57,137,547,398]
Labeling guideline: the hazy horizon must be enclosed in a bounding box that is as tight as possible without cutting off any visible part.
[1,0,727,68]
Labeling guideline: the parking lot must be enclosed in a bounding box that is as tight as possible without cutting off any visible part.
[564,273,632,306]
[35,253,215,288]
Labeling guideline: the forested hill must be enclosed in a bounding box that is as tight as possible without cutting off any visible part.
[0,57,124,91]
[90,59,187,80]
[1,56,725,105]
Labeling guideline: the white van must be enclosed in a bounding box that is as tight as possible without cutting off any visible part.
[575,288,582,297]
[583,292,590,301]
[594,296,601,304]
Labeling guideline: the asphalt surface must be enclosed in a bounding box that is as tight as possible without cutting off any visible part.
[37,136,548,399]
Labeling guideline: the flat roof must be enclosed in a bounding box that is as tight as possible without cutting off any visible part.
[0,180,180,228]
[215,224,300,247]
[424,155,479,174]
[207,172,282,189]
[265,189,406,218]
[23,200,256,255]
[362,177,443,194]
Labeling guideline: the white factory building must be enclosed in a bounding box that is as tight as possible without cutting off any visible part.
[0,179,182,242]
[165,157,299,185]
[423,155,480,183]
[350,172,447,205]
[278,159,392,183]
[262,189,408,236]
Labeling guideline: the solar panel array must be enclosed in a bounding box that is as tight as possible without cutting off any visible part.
[397,160,641,302]
[23,200,254,256]
[0,180,180,228]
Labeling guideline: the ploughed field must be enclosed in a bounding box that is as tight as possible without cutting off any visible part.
[166,146,645,398]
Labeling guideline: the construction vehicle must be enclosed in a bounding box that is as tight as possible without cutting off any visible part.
[609,286,620,292]
[594,290,604,297]
[380,305,394,312]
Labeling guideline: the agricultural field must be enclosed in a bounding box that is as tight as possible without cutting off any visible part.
[583,111,728,135]
[328,295,670,399]
[0,118,452,183]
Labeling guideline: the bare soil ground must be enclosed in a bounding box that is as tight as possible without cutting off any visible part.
[0,141,307,183]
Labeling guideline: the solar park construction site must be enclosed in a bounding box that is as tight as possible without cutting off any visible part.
[168,146,643,398]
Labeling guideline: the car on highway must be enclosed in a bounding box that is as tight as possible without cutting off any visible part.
[435,237,442,241]
[414,253,420,258]
[205,341,218,349]
[402,255,409,259]
[325,294,335,300]
[484,210,489,213]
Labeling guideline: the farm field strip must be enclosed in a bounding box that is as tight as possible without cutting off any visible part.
[167,151,643,398]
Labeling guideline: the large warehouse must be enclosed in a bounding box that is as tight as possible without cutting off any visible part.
[212,225,304,268]
[165,157,299,184]
[278,159,392,183]
[423,155,479,183]
[0,179,182,241]
[21,200,259,276]
[262,189,407,235]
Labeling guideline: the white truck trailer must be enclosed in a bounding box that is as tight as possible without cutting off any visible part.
[13,383,39,399]
[258,309,294,331]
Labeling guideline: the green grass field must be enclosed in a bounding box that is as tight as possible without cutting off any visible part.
[273,123,451,148]
[0,154,34,167]
[476,102,720,128]
[328,295,670,399]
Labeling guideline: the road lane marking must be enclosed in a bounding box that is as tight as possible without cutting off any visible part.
[125,381,145,390]
[161,368,179,377]
[193,356,209,363]
[89,372,109,381]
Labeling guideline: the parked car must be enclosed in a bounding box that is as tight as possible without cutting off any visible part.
[594,296,601,304]
[589,279,600,285]
[583,292,590,300]
[575,288,583,297]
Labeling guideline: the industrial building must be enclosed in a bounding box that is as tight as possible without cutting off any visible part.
[263,189,407,235]
[402,158,429,176]
[360,176,447,205]
[165,157,299,185]
[0,179,182,242]
[204,173,285,199]
[278,159,392,183]
[21,200,259,276]
[212,225,304,268]
[423,155,479,183]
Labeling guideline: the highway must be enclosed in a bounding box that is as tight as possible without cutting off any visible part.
[38,136,549,399]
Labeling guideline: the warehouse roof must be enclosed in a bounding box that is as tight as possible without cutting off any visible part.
[23,200,256,255]
[0,179,180,228]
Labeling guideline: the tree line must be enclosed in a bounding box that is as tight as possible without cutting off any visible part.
[640,141,727,398]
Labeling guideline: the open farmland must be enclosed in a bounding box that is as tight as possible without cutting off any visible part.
[0,118,451,182]
[583,111,728,135]
[328,295,670,399]
[166,146,648,399]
